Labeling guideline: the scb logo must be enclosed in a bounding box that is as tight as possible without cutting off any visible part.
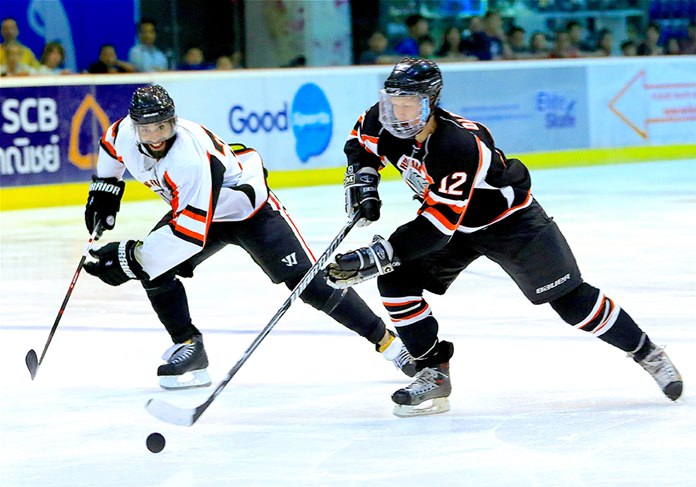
[227,83,333,163]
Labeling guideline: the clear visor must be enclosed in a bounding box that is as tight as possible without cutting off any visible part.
[378,89,430,139]
[133,117,177,147]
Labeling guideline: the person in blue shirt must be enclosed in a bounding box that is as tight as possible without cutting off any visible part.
[128,18,168,72]
[394,14,429,57]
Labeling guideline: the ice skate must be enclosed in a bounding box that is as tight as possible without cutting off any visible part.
[391,363,451,417]
[378,330,417,377]
[158,335,212,390]
[632,342,683,401]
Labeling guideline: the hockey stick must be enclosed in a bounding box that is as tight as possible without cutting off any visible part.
[145,215,359,426]
[25,225,102,379]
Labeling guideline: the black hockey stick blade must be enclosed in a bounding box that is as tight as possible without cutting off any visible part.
[145,398,199,427]
[26,349,39,380]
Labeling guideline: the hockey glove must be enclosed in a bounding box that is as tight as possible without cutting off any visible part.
[326,235,399,289]
[85,176,125,238]
[84,240,149,286]
[344,165,381,227]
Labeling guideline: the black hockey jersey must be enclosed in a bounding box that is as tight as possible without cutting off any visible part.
[344,104,533,262]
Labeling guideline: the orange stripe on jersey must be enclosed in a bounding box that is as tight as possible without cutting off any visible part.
[488,191,532,225]
[182,208,207,223]
[163,172,180,214]
[173,223,205,244]
[421,206,459,232]
[100,136,119,160]
[423,192,466,212]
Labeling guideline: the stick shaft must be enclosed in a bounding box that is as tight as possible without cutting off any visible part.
[36,227,101,367]
[148,216,358,425]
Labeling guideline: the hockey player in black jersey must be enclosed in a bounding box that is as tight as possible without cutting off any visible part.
[83,84,415,389]
[326,57,683,417]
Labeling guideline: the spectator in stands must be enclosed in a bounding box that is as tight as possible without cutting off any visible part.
[566,20,593,54]
[0,40,35,76]
[215,51,244,70]
[435,25,476,62]
[358,30,397,65]
[665,36,682,55]
[460,15,486,59]
[593,29,614,57]
[88,44,136,74]
[128,18,168,72]
[463,10,509,61]
[36,41,71,75]
[0,17,39,69]
[482,10,509,60]
[507,25,532,59]
[679,21,696,54]
[529,31,550,58]
[418,35,436,60]
[637,22,664,56]
[178,46,211,70]
[620,40,637,56]
[394,14,429,56]
[549,30,581,58]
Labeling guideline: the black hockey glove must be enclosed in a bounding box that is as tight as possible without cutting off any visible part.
[85,176,125,238]
[84,240,149,286]
[344,165,381,227]
[325,235,399,289]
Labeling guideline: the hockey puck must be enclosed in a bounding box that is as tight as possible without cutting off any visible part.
[146,432,166,453]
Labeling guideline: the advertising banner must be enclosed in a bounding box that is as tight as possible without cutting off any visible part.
[587,59,696,147]
[0,83,141,187]
[441,65,590,153]
[1,57,694,193]
[160,69,384,171]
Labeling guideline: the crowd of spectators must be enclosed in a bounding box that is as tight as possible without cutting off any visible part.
[357,12,696,65]
[0,16,245,78]
[1,11,695,78]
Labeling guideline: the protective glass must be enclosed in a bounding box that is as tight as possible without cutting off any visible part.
[378,89,431,139]
[133,118,177,147]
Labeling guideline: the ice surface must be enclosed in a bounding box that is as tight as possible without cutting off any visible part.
[1,160,695,486]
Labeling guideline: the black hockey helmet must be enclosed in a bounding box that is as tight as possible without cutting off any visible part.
[384,57,443,107]
[379,57,442,138]
[129,84,175,124]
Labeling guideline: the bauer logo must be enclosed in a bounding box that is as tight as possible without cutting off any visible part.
[291,83,333,163]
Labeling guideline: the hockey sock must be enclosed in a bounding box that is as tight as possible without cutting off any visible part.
[144,278,201,343]
[550,282,647,352]
[380,294,440,359]
[295,275,386,343]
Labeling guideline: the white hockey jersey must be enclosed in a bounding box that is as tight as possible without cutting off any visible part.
[96,117,269,279]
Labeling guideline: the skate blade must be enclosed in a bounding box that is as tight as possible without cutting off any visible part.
[393,397,450,418]
[159,369,212,390]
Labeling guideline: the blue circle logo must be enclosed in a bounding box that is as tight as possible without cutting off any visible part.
[291,83,333,163]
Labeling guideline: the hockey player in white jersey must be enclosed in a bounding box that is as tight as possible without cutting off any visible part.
[83,84,415,389]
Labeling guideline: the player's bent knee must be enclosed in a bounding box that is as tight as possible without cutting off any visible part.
[549,282,600,325]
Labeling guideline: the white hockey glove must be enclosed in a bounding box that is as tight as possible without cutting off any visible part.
[344,166,381,227]
[325,235,399,289]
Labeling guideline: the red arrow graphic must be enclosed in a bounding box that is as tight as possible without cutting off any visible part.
[608,69,696,139]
